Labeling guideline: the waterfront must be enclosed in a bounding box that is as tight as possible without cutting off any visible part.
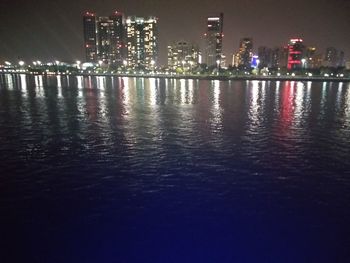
[0,75,350,262]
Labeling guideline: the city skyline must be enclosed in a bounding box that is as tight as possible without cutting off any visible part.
[0,0,349,64]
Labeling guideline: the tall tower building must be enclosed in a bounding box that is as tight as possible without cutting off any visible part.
[268,47,289,69]
[305,47,317,69]
[97,17,113,63]
[324,47,338,67]
[83,12,98,62]
[258,46,272,68]
[338,51,345,67]
[204,13,224,67]
[287,38,304,70]
[109,11,126,65]
[237,38,253,68]
[126,16,158,69]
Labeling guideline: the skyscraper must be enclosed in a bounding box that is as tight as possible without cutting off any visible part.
[204,13,224,67]
[237,38,253,68]
[287,38,304,70]
[338,51,345,67]
[324,47,337,67]
[109,11,126,66]
[126,16,158,69]
[83,11,127,65]
[258,46,272,68]
[97,17,113,63]
[83,12,98,62]
[304,47,321,69]
[273,47,289,68]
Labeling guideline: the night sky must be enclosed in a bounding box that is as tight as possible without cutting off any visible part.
[0,0,349,65]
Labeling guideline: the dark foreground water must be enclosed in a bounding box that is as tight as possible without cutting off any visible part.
[0,74,350,263]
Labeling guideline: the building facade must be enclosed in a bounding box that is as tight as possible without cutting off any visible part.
[83,11,127,65]
[204,13,224,67]
[109,11,126,65]
[126,16,158,69]
[167,41,200,70]
[83,12,98,62]
[258,46,272,68]
[287,38,304,70]
[304,47,322,69]
[324,47,337,67]
[97,17,113,63]
[237,38,253,68]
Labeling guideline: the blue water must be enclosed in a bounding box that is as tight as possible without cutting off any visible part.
[0,74,350,263]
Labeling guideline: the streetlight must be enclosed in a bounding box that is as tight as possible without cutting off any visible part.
[18,61,25,67]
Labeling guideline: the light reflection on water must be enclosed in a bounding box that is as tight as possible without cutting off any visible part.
[1,75,349,153]
[0,75,350,262]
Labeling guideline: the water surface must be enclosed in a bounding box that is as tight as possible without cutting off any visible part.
[0,74,350,262]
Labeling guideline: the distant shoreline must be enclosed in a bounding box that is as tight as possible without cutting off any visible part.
[1,71,350,83]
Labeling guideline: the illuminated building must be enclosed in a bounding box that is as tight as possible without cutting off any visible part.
[287,38,304,70]
[258,46,272,68]
[324,47,337,67]
[109,11,126,66]
[233,53,240,67]
[323,48,345,68]
[304,47,323,69]
[237,38,253,68]
[273,47,289,68]
[83,11,127,65]
[97,17,113,63]
[204,13,224,67]
[83,12,98,62]
[126,16,158,69]
[167,41,200,70]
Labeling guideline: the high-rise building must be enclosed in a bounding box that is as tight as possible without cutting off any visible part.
[83,12,98,62]
[237,38,253,68]
[204,13,224,67]
[271,47,288,68]
[324,47,338,67]
[305,46,316,68]
[167,41,200,70]
[304,47,323,69]
[109,11,126,65]
[83,11,127,65]
[126,16,158,69]
[258,46,272,68]
[97,17,113,63]
[287,38,304,70]
[338,50,345,67]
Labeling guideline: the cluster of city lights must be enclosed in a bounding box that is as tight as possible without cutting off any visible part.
[0,58,349,79]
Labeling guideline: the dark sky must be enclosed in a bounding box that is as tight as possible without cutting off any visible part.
[0,0,349,65]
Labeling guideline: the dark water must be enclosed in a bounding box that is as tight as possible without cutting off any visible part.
[0,74,350,263]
